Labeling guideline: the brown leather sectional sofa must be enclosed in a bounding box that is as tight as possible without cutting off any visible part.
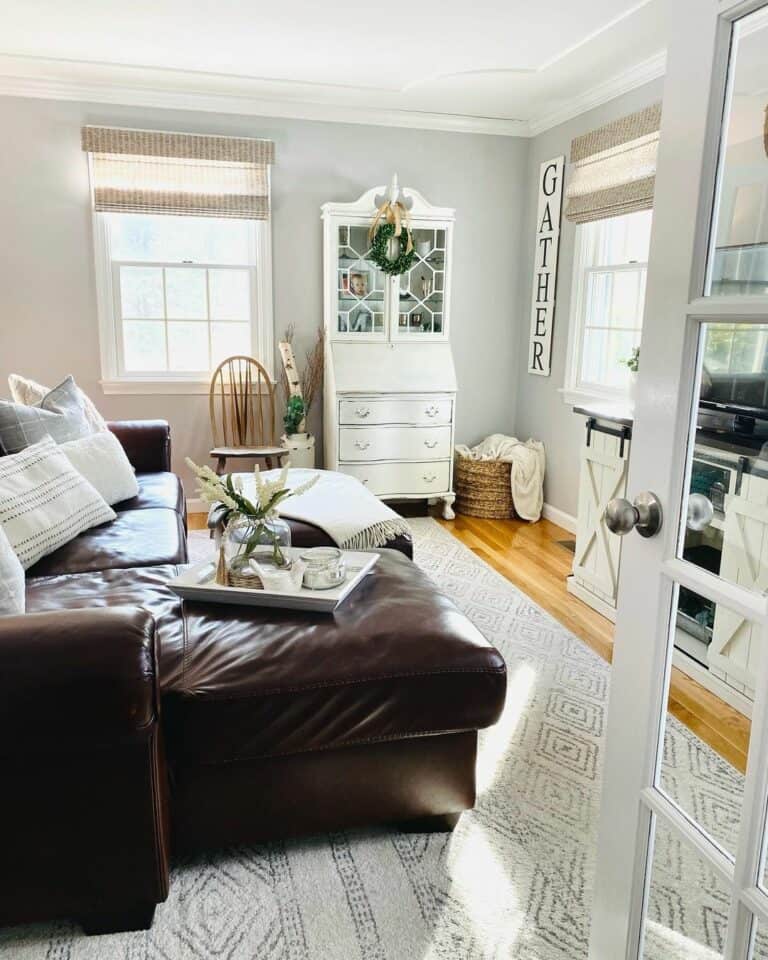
[0,421,507,935]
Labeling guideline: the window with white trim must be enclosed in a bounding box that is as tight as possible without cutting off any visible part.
[94,212,273,391]
[564,209,652,403]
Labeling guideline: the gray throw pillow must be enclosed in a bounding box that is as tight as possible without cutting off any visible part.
[0,376,91,454]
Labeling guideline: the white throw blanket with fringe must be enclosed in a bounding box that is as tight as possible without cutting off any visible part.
[219,468,412,550]
[455,434,546,522]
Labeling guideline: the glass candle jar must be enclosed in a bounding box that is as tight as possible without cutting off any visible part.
[300,547,346,590]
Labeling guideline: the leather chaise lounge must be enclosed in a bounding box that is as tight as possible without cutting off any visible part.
[0,421,507,934]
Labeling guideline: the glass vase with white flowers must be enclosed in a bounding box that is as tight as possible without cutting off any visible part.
[186,460,317,574]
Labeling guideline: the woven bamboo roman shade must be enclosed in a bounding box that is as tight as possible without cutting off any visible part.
[82,126,274,219]
[564,102,662,224]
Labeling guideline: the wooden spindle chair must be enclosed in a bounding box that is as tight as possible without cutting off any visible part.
[208,356,288,476]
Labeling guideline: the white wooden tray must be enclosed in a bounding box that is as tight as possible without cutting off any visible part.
[169,548,378,612]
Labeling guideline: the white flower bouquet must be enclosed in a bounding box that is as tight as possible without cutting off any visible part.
[186,460,317,567]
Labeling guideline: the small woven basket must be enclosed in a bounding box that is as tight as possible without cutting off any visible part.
[454,454,515,519]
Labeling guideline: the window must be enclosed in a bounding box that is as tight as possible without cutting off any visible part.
[94,212,273,393]
[563,209,652,404]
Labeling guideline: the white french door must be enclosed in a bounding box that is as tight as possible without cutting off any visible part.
[589,1,768,958]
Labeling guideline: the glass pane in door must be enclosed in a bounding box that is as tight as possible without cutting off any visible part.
[750,918,768,957]
[707,8,768,296]
[678,323,768,615]
[396,228,446,334]
[336,224,385,335]
[659,593,751,858]
[641,819,731,958]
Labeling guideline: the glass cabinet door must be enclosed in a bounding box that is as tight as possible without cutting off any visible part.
[335,224,387,338]
[393,226,448,338]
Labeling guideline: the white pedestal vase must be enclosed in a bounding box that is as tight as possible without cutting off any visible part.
[281,432,316,469]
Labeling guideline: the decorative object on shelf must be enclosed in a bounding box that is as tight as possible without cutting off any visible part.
[420,276,433,298]
[349,271,369,297]
[416,238,431,258]
[527,156,565,377]
[185,459,318,581]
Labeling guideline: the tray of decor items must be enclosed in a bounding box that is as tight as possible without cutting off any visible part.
[169,546,378,613]
[172,460,378,612]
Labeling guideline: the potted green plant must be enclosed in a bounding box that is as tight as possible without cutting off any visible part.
[620,346,640,404]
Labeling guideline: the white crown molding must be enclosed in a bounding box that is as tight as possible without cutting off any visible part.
[0,49,667,139]
[0,58,527,137]
[528,50,667,137]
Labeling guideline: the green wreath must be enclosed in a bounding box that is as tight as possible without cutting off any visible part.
[369,223,417,276]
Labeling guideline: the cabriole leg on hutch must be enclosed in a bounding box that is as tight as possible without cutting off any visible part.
[441,493,456,520]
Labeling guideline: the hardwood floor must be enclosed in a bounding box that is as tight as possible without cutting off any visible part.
[437,513,751,774]
[188,509,750,773]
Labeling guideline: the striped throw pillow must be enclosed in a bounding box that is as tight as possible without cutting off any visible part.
[0,436,116,570]
[0,524,24,615]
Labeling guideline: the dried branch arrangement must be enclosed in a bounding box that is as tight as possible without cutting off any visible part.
[279,325,324,418]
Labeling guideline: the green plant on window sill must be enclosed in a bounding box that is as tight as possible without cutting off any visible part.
[283,395,306,436]
[619,347,640,373]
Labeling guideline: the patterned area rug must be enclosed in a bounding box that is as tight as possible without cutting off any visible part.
[0,518,747,959]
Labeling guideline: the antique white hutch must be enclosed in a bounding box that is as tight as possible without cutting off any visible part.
[321,181,458,518]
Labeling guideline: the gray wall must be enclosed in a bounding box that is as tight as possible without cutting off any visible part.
[0,96,527,491]
[513,78,665,520]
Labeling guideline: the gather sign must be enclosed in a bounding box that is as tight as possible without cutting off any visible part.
[527,156,565,377]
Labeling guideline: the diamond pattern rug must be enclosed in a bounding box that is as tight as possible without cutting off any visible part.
[0,518,748,959]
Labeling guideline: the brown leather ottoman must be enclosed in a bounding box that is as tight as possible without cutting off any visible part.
[162,550,506,851]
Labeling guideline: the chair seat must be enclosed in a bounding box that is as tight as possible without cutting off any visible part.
[210,446,287,458]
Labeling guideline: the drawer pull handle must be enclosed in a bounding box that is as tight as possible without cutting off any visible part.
[425,405,440,417]
[423,473,437,483]
[424,439,438,449]
[354,440,371,450]
[354,407,371,418]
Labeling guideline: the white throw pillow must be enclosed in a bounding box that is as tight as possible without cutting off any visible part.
[0,436,116,569]
[8,373,108,434]
[59,430,139,506]
[0,524,24,615]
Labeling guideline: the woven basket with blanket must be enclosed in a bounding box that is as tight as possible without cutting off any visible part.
[454,435,545,522]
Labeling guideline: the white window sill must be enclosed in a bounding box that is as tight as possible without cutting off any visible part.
[100,378,274,396]
[558,386,635,418]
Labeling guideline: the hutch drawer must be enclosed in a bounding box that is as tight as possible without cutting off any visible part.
[339,396,453,426]
[340,460,451,497]
[338,425,452,462]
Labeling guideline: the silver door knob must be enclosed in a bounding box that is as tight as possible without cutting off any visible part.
[605,491,663,538]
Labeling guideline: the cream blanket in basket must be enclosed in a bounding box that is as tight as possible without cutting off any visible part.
[209,468,412,551]
[455,434,545,522]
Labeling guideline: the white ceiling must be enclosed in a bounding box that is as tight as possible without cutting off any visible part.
[0,0,667,135]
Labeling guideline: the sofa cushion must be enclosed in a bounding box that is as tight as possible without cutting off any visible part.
[26,508,187,577]
[114,472,185,515]
[162,549,506,765]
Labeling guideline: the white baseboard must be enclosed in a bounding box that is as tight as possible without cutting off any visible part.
[187,497,206,515]
[542,503,577,534]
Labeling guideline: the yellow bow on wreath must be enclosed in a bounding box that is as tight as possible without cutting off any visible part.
[368,199,414,253]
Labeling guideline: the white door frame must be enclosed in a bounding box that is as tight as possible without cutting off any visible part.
[588,1,768,958]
